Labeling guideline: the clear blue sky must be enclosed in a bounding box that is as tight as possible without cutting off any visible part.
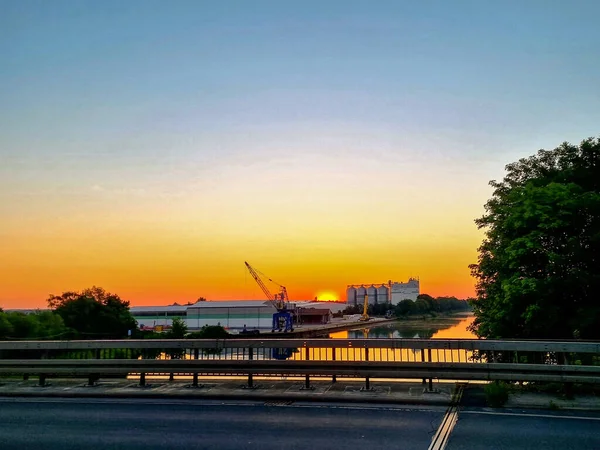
[1,0,599,306]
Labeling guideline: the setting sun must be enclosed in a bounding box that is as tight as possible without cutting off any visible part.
[316,291,340,302]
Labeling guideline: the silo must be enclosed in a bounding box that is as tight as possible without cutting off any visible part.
[377,285,389,304]
[367,285,377,305]
[346,286,357,305]
[356,286,367,306]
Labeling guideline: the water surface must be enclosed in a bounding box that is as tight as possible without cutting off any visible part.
[329,314,475,339]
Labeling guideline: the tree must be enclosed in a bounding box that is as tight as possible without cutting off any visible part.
[196,297,207,302]
[395,299,416,316]
[48,286,137,339]
[168,317,188,339]
[470,137,600,339]
[0,313,13,339]
[0,310,68,340]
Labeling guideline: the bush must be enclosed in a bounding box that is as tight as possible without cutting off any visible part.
[187,325,230,339]
[484,381,510,407]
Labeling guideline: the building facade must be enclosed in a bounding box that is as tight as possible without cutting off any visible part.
[346,278,420,306]
[131,300,344,332]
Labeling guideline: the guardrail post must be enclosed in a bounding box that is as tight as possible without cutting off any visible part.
[301,346,313,390]
[39,374,46,387]
[192,348,200,388]
[139,372,146,387]
[561,352,574,399]
[247,347,254,389]
[23,374,29,381]
[427,348,433,392]
[87,348,101,386]
[421,349,426,384]
[361,347,372,391]
[332,348,337,384]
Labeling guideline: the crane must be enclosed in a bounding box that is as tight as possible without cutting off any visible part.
[244,261,294,332]
[359,293,370,321]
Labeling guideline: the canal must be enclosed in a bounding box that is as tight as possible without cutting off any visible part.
[329,313,475,339]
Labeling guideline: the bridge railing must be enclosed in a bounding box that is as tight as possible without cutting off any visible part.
[0,338,599,387]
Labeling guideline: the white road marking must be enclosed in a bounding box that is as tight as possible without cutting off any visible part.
[461,410,600,421]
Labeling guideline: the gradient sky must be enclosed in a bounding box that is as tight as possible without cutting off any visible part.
[2,1,599,308]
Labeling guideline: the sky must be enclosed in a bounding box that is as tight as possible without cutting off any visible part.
[1,1,599,308]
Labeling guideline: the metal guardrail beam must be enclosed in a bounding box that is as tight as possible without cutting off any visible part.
[1,338,599,353]
[1,359,599,383]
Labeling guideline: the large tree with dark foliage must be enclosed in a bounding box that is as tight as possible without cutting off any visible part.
[469,137,600,339]
[48,286,137,339]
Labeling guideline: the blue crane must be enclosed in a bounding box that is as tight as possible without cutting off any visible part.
[244,261,294,333]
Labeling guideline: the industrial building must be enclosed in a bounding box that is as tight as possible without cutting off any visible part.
[346,278,420,306]
[131,300,345,331]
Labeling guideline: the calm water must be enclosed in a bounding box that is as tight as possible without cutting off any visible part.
[329,314,476,339]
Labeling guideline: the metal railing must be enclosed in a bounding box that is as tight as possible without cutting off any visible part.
[1,338,599,388]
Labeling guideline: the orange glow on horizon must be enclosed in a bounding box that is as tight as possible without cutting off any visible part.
[315,291,339,302]
[0,159,484,310]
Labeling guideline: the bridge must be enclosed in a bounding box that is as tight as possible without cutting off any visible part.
[1,338,599,389]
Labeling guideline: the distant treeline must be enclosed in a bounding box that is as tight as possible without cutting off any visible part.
[341,294,472,318]
[0,309,71,340]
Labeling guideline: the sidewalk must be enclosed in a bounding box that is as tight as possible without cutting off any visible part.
[0,377,453,406]
[1,377,599,411]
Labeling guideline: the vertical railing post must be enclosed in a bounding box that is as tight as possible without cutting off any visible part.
[427,348,433,391]
[362,346,371,391]
[561,352,574,399]
[302,346,312,390]
[139,349,146,387]
[247,347,254,388]
[192,348,200,387]
[88,348,100,386]
[421,349,426,384]
[332,348,337,384]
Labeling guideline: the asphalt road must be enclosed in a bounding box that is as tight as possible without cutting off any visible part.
[446,409,600,450]
[0,398,443,450]
[2,398,600,450]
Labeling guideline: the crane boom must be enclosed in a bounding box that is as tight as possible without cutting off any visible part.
[244,261,294,332]
[244,261,288,311]
[244,261,275,301]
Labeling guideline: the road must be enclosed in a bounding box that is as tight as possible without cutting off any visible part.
[447,409,600,450]
[0,398,442,450]
[0,397,599,450]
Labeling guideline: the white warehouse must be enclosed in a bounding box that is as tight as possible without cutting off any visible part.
[346,278,420,306]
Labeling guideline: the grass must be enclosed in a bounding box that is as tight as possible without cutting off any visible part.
[484,381,510,407]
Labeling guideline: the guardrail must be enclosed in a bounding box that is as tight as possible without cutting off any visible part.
[1,338,599,389]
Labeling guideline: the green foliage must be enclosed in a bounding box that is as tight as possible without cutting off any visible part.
[0,310,69,340]
[167,317,188,339]
[0,313,14,338]
[484,381,510,407]
[342,294,471,318]
[396,299,416,316]
[470,137,600,339]
[188,325,230,339]
[48,286,137,339]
